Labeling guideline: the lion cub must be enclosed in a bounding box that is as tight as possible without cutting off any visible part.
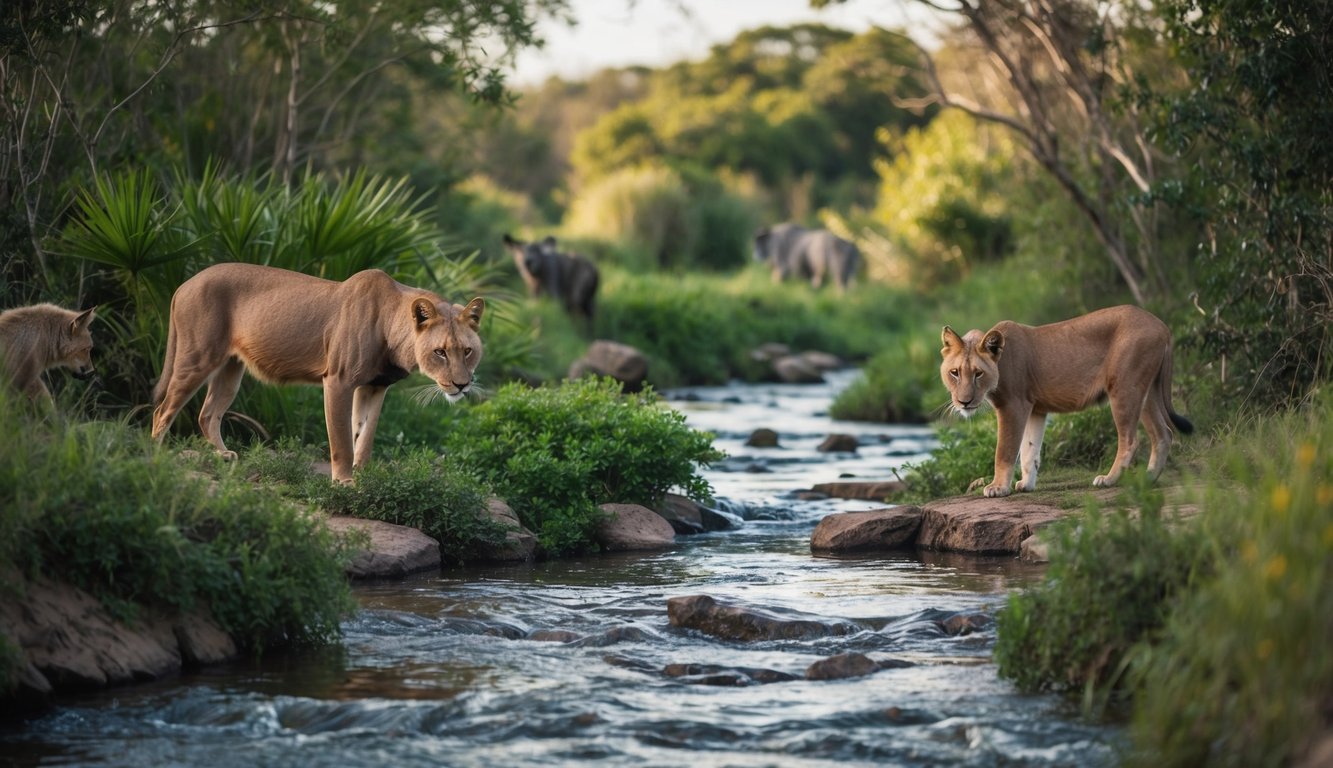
[0,303,98,402]
[151,263,485,483]
[940,305,1192,497]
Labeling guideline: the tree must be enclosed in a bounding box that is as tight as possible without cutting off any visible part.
[864,0,1176,305]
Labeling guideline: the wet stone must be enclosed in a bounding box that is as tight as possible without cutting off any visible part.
[663,663,797,686]
[816,434,859,453]
[746,428,780,448]
[805,653,881,681]
[938,613,993,637]
[666,595,862,642]
[527,629,582,643]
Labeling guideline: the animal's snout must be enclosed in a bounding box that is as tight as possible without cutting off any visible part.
[72,364,96,380]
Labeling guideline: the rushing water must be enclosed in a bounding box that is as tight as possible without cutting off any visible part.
[1,370,1122,767]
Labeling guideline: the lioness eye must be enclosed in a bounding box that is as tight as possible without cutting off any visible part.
[464,347,473,358]
[975,371,984,379]
[435,348,447,359]
[949,369,959,379]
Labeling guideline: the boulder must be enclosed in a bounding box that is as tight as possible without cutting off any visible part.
[810,480,906,501]
[805,653,881,681]
[663,663,798,685]
[816,434,859,453]
[799,350,845,371]
[666,594,861,642]
[938,613,993,637]
[324,516,441,579]
[917,496,1066,554]
[745,428,781,448]
[0,573,238,705]
[656,493,705,535]
[749,342,792,364]
[569,340,648,391]
[810,507,924,553]
[596,504,676,551]
[475,498,538,562]
[771,354,824,384]
[1019,532,1050,563]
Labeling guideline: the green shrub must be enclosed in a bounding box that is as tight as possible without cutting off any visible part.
[895,418,997,503]
[0,397,354,654]
[1125,397,1333,767]
[1043,408,1115,471]
[828,333,938,423]
[442,377,724,555]
[993,479,1204,713]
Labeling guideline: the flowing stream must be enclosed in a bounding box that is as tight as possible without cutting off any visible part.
[1,370,1122,767]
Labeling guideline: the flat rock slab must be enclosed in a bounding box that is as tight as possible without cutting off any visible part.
[667,594,862,642]
[917,496,1068,554]
[810,507,923,553]
[810,481,906,501]
[0,572,238,705]
[324,516,441,579]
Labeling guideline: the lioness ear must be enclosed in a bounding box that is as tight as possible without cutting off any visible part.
[982,329,1004,358]
[941,325,964,355]
[461,297,485,330]
[411,298,437,327]
[70,306,97,335]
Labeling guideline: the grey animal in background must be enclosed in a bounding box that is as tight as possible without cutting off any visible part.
[753,223,861,292]
[503,234,599,320]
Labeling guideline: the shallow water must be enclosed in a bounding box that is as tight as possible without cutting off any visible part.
[1,370,1121,767]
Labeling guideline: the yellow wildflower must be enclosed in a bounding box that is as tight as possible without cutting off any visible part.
[1271,485,1291,514]
[1264,554,1288,581]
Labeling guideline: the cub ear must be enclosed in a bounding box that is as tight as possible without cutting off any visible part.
[941,325,964,355]
[72,306,98,333]
[982,328,1004,358]
[411,298,437,327]
[461,297,485,331]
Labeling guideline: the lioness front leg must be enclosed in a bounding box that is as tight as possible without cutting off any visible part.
[986,404,1031,498]
[324,380,357,484]
[352,385,389,470]
[1015,412,1049,492]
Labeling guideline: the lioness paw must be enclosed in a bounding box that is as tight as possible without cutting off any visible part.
[983,483,1013,498]
[1093,474,1116,487]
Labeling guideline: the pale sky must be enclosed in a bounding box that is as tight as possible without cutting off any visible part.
[509,0,936,86]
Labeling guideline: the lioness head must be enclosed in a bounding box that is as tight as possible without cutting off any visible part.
[412,297,485,403]
[61,306,98,379]
[940,325,1002,417]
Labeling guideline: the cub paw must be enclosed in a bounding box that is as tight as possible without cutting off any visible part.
[983,483,1013,498]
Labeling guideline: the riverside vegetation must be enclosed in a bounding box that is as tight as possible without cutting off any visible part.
[2,1,1329,763]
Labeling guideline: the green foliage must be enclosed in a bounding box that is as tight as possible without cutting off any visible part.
[828,334,937,423]
[0,392,354,653]
[895,419,998,503]
[442,377,723,556]
[233,441,506,567]
[870,111,1020,286]
[1043,409,1115,470]
[994,480,1204,712]
[563,163,760,271]
[1125,396,1333,767]
[1155,0,1333,409]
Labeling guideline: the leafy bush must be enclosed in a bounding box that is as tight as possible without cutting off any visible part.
[993,480,1204,713]
[442,377,724,555]
[895,419,997,503]
[0,394,354,658]
[828,334,938,423]
[1125,397,1333,767]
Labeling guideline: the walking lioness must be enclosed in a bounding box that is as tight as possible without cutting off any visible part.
[152,263,485,483]
[940,305,1192,497]
[0,303,98,402]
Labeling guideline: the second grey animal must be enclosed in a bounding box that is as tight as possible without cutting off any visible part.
[753,223,860,292]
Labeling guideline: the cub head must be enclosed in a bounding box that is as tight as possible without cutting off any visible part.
[940,325,1002,417]
[411,296,485,403]
[59,306,98,379]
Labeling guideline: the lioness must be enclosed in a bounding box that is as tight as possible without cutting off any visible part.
[0,303,98,402]
[940,305,1192,497]
[151,263,485,484]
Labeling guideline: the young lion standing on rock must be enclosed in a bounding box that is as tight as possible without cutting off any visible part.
[0,303,98,402]
[940,305,1193,498]
[152,263,485,484]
